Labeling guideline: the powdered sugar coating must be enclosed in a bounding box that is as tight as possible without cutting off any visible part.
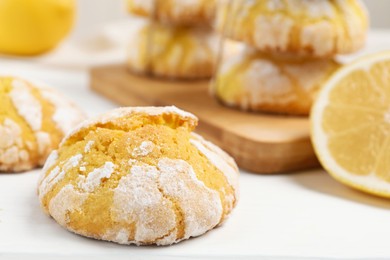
[244,59,295,105]
[114,229,130,244]
[39,166,62,201]
[112,164,177,244]
[213,49,340,114]
[35,132,52,159]
[126,17,218,79]
[217,0,368,57]
[132,141,155,157]
[9,80,52,159]
[158,158,223,238]
[0,76,85,172]
[78,162,115,192]
[0,118,31,171]
[49,184,88,226]
[62,106,197,145]
[156,230,178,246]
[283,59,337,91]
[39,154,82,200]
[254,15,294,52]
[102,228,131,245]
[84,141,95,153]
[111,158,223,245]
[127,0,215,25]
[38,150,59,185]
[9,79,42,131]
[38,87,86,135]
[190,133,239,193]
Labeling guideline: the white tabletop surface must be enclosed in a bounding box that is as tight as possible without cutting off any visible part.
[1,30,390,260]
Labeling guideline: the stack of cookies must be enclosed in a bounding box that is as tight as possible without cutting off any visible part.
[211,0,369,115]
[126,0,218,79]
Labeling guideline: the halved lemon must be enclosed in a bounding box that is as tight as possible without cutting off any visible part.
[311,51,390,198]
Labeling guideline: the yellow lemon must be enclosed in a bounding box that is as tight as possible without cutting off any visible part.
[0,0,75,55]
[311,51,390,198]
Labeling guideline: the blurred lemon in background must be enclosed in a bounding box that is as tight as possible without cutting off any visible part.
[0,0,75,56]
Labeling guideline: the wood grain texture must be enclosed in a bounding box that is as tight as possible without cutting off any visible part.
[90,64,320,173]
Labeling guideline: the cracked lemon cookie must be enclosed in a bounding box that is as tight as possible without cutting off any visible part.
[38,106,239,246]
[127,19,218,79]
[126,0,216,25]
[216,0,368,57]
[211,48,341,115]
[0,76,85,172]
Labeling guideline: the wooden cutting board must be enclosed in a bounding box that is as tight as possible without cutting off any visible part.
[90,64,320,173]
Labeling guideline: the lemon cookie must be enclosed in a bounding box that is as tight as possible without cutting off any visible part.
[211,48,341,115]
[126,0,215,26]
[38,106,239,246]
[216,0,369,57]
[0,76,85,172]
[127,19,218,79]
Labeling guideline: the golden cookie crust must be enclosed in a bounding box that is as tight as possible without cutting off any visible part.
[126,0,216,26]
[0,76,86,172]
[38,106,239,246]
[211,48,341,115]
[127,19,219,79]
[216,0,369,57]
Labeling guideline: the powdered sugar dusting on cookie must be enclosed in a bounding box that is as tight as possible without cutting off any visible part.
[284,59,336,91]
[38,87,86,135]
[243,59,295,105]
[48,184,88,226]
[267,0,283,11]
[0,118,31,172]
[158,158,223,238]
[114,228,130,244]
[218,0,367,57]
[42,150,59,174]
[254,15,294,51]
[35,131,52,158]
[39,154,83,200]
[300,21,334,57]
[84,141,95,153]
[78,162,115,192]
[112,164,176,244]
[38,150,59,185]
[63,154,82,171]
[9,79,42,131]
[156,230,178,246]
[287,0,335,18]
[39,166,63,200]
[132,141,155,157]
[190,133,239,192]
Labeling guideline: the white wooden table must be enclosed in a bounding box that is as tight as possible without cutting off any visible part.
[1,30,390,260]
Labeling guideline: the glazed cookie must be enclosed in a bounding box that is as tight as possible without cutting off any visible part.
[215,0,369,57]
[126,0,216,26]
[38,106,239,246]
[211,48,341,115]
[127,19,219,79]
[0,76,86,172]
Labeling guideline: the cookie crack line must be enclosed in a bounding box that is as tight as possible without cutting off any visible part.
[5,91,39,147]
[155,168,185,241]
[154,227,177,243]
[192,145,236,214]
